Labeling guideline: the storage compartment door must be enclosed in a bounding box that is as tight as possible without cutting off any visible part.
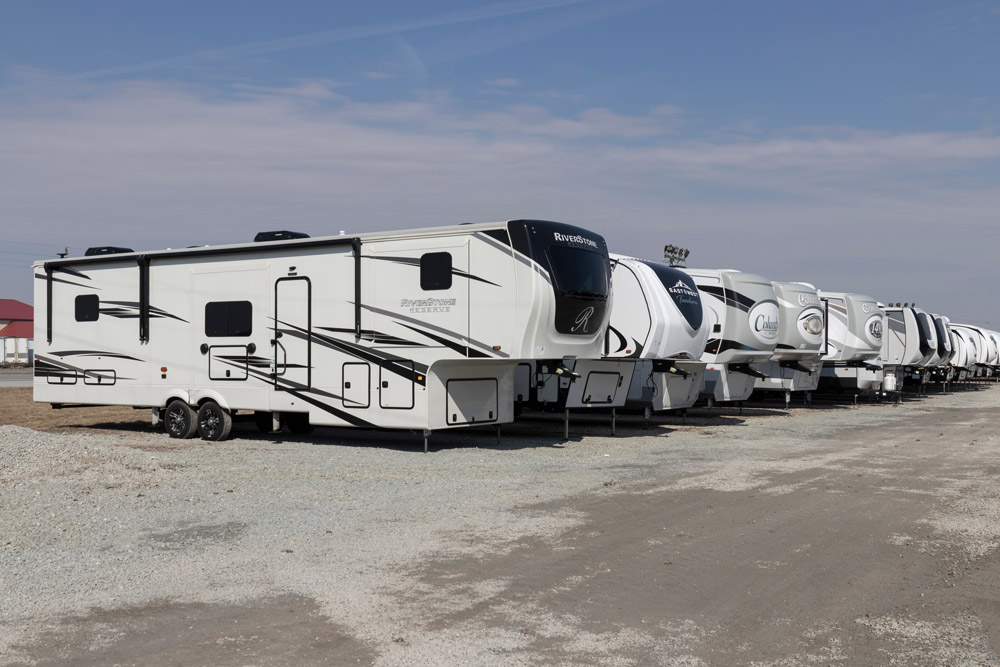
[379,360,414,409]
[580,371,624,405]
[342,362,370,408]
[514,363,532,402]
[446,378,499,426]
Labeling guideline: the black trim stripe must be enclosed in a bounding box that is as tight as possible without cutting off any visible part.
[367,255,501,287]
[698,285,755,312]
[399,323,490,358]
[317,326,425,346]
[33,355,135,381]
[358,303,509,358]
[35,272,96,290]
[49,350,143,361]
[277,323,429,386]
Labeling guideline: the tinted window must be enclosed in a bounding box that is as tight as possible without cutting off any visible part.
[547,246,609,297]
[640,262,703,331]
[75,294,100,322]
[420,252,452,291]
[547,247,610,335]
[205,301,252,337]
[933,318,951,354]
[914,312,934,357]
[506,220,611,336]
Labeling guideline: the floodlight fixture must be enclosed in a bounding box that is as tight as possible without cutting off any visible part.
[663,243,690,267]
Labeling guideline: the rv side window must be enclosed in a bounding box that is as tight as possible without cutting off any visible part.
[420,252,452,291]
[205,301,253,337]
[75,294,100,322]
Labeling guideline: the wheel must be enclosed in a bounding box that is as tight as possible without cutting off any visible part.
[197,401,233,441]
[254,411,278,434]
[285,412,314,435]
[164,400,198,439]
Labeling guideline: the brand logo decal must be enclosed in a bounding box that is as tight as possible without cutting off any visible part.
[748,302,780,343]
[868,318,883,341]
[798,293,820,306]
[861,302,879,314]
[571,306,595,333]
[668,280,699,298]
[553,232,599,249]
[401,298,456,313]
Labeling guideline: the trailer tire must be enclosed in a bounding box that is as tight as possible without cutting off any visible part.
[254,411,278,434]
[197,401,233,441]
[165,400,198,439]
[286,412,314,435]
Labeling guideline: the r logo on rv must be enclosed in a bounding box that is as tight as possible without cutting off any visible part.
[571,306,596,333]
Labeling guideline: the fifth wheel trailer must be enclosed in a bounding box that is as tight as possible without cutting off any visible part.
[753,281,826,403]
[604,255,709,414]
[817,292,884,394]
[683,269,780,405]
[33,220,613,441]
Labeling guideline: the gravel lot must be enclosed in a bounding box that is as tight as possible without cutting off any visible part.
[3,384,1000,665]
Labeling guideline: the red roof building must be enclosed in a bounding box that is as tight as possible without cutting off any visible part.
[0,299,33,323]
[1,299,33,363]
[0,321,33,338]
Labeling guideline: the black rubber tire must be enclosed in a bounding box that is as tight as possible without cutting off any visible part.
[197,401,233,441]
[164,400,198,439]
[285,412,314,435]
[254,411,278,434]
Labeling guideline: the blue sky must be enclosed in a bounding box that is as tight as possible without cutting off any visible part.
[2,0,999,323]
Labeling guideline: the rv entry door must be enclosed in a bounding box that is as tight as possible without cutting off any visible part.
[274,277,312,389]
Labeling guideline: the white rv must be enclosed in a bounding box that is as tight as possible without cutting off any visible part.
[881,305,924,392]
[929,315,956,382]
[948,327,972,381]
[952,324,993,377]
[818,292,884,393]
[604,255,708,413]
[683,269,779,405]
[753,282,825,402]
[34,220,613,441]
[952,326,982,379]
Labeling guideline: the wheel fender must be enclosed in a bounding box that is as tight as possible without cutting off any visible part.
[161,390,192,409]
[189,390,231,411]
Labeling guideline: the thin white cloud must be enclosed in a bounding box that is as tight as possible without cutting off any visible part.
[362,71,397,80]
[2,78,999,317]
[231,80,346,100]
[487,78,520,87]
[52,0,599,81]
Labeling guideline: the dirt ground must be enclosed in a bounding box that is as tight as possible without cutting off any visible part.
[0,387,145,433]
[4,384,1000,665]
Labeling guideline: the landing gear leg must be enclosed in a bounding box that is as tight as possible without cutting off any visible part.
[423,429,431,454]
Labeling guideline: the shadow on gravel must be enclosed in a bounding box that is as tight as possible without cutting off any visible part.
[9,595,375,667]
[63,420,156,433]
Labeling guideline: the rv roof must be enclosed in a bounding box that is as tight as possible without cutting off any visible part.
[35,220,529,269]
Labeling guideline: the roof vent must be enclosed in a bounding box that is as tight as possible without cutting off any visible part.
[253,231,310,243]
[84,246,134,256]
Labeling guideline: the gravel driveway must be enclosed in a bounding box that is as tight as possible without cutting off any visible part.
[2,385,1000,665]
